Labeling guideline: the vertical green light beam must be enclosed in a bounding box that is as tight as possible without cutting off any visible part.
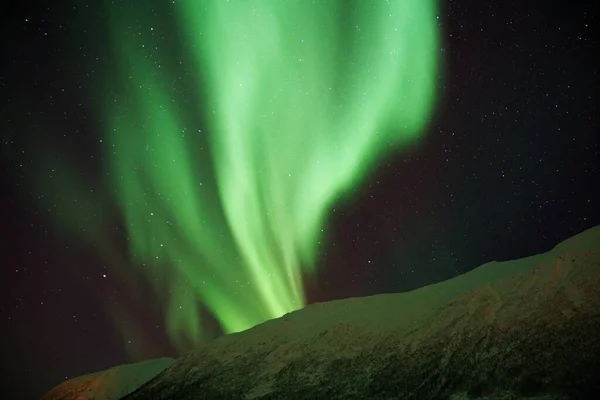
[102,0,439,350]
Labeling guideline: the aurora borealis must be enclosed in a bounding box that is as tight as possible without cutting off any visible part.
[2,0,599,398]
[100,0,438,349]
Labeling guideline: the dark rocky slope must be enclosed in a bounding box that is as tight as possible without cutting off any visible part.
[123,226,600,399]
[42,226,600,399]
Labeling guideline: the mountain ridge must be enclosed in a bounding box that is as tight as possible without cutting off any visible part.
[43,225,600,399]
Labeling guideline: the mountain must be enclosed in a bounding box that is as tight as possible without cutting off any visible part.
[45,226,600,399]
[41,358,174,400]
[123,226,600,399]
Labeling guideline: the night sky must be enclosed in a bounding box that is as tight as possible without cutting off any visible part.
[1,0,598,399]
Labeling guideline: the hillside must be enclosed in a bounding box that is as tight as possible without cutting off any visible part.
[44,226,600,399]
[41,358,173,400]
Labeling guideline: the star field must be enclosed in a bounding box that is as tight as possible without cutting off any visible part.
[1,0,598,399]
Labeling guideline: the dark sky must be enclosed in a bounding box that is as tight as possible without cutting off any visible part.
[1,0,598,399]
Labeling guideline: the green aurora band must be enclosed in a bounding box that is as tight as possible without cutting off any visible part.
[97,0,439,351]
